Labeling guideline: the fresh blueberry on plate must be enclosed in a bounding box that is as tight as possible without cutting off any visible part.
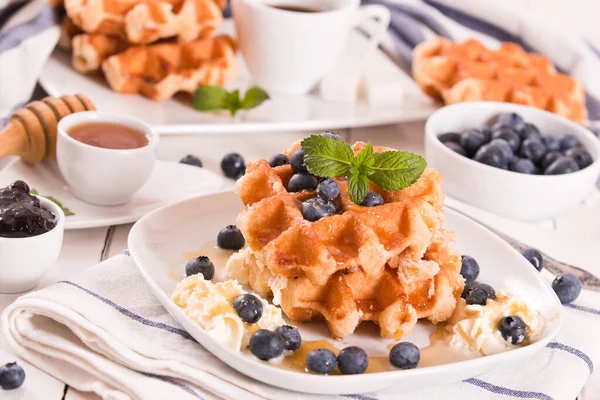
[521,248,543,271]
[288,173,318,192]
[559,134,580,152]
[249,329,284,360]
[460,255,480,283]
[275,325,302,351]
[544,157,580,175]
[337,346,368,375]
[317,179,339,201]
[498,316,528,345]
[321,132,343,141]
[438,132,462,144]
[221,153,246,179]
[474,144,507,169]
[217,225,245,250]
[541,151,562,169]
[492,127,520,152]
[306,349,337,374]
[494,112,526,132]
[389,342,420,369]
[552,273,582,304]
[564,148,593,169]
[268,153,290,168]
[302,197,336,221]
[180,154,203,168]
[233,293,263,324]
[444,141,467,157]
[509,158,536,174]
[361,192,384,207]
[0,362,25,390]
[460,129,486,156]
[463,282,496,305]
[519,138,546,164]
[185,256,215,279]
[290,149,308,173]
[520,123,541,140]
[542,136,561,152]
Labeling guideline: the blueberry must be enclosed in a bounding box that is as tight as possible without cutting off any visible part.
[542,136,561,152]
[552,273,582,304]
[0,362,25,390]
[460,255,480,283]
[544,157,580,175]
[389,342,420,369]
[185,256,215,279]
[492,127,520,152]
[520,123,541,140]
[306,348,337,374]
[461,281,476,299]
[9,180,30,193]
[361,192,384,207]
[464,282,496,305]
[302,197,336,221]
[438,132,462,144]
[275,325,301,351]
[221,153,245,179]
[249,329,284,360]
[288,173,318,192]
[459,129,485,156]
[180,154,203,167]
[217,225,245,250]
[317,179,339,201]
[233,293,263,324]
[541,151,562,169]
[509,158,536,174]
[489,139,514,162]
[481,128,492,144]
[290,149,308,173]
[521,248,543,271]
[498,316,528,345]
[444,141,467,157]
[560,134,580,152]
[494,112,526,132]
[519,138,547,164]
[337,346,368,375]
[565,148,593,169]
[321,132,343,141]
[474,144,507,169]
[268,153,290,168]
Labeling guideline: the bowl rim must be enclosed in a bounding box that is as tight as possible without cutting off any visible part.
[0,195,65,242]
[425,102,600,180]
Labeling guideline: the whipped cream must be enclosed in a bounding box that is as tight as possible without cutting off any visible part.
[438,290,546,357]
[171,275,285,351]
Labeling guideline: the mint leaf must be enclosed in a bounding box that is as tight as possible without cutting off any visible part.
[241,87,270,109]
[370,151,426,190]
[347,168,370,204]
[30,188,75,216]
[192,86,228,111]
[352,142,374,168]
[302,135,354,177]
[223,90,242,116]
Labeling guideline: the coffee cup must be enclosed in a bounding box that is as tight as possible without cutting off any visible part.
[232,0,391,96]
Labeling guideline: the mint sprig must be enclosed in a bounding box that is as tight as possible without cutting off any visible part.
[192,86,270,116]
[300,135,426,204]
[31,189,75,216]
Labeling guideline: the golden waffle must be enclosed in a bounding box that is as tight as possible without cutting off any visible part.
[64,0,223,44]
[58,15,82,51]
[413,37,587,122]
[229,142,464,339]
[101,34,237,101]
[72,33,129,72]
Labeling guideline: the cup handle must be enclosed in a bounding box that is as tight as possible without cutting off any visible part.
[319,4,391,103]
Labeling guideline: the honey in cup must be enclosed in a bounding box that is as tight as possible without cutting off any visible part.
[68,122,149,150]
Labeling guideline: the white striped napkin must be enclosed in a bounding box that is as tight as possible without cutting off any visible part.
[2,253,600,400]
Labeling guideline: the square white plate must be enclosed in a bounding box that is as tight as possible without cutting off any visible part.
[128,191,562,395]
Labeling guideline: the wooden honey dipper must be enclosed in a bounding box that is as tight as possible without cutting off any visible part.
[0,94,96,163]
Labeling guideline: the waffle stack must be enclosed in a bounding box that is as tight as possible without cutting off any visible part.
[52,0,236,101]
[227,141,464,340]
[413,37,587,122]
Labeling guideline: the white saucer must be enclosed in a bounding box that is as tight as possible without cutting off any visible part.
[0,160,223,230]
[128,191,562,395]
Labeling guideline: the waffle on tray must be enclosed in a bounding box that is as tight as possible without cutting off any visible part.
[413,37,587,123]
[227,141,464,339]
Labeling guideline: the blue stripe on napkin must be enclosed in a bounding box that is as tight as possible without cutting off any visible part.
[0,3,58,53]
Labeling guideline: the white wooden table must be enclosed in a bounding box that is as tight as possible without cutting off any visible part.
[0,122,596,399]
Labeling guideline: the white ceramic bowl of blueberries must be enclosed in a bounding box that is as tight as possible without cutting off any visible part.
[425,102,600,221]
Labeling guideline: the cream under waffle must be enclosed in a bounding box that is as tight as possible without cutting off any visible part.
[226,141,464,339]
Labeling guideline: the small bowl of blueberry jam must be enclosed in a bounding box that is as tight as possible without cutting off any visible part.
[425,102,600,221]
[0,180,64,293]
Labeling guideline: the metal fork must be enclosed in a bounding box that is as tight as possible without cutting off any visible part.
[445,205,600,292]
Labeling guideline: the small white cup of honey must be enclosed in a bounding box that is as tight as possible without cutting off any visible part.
[57,112,159,206]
